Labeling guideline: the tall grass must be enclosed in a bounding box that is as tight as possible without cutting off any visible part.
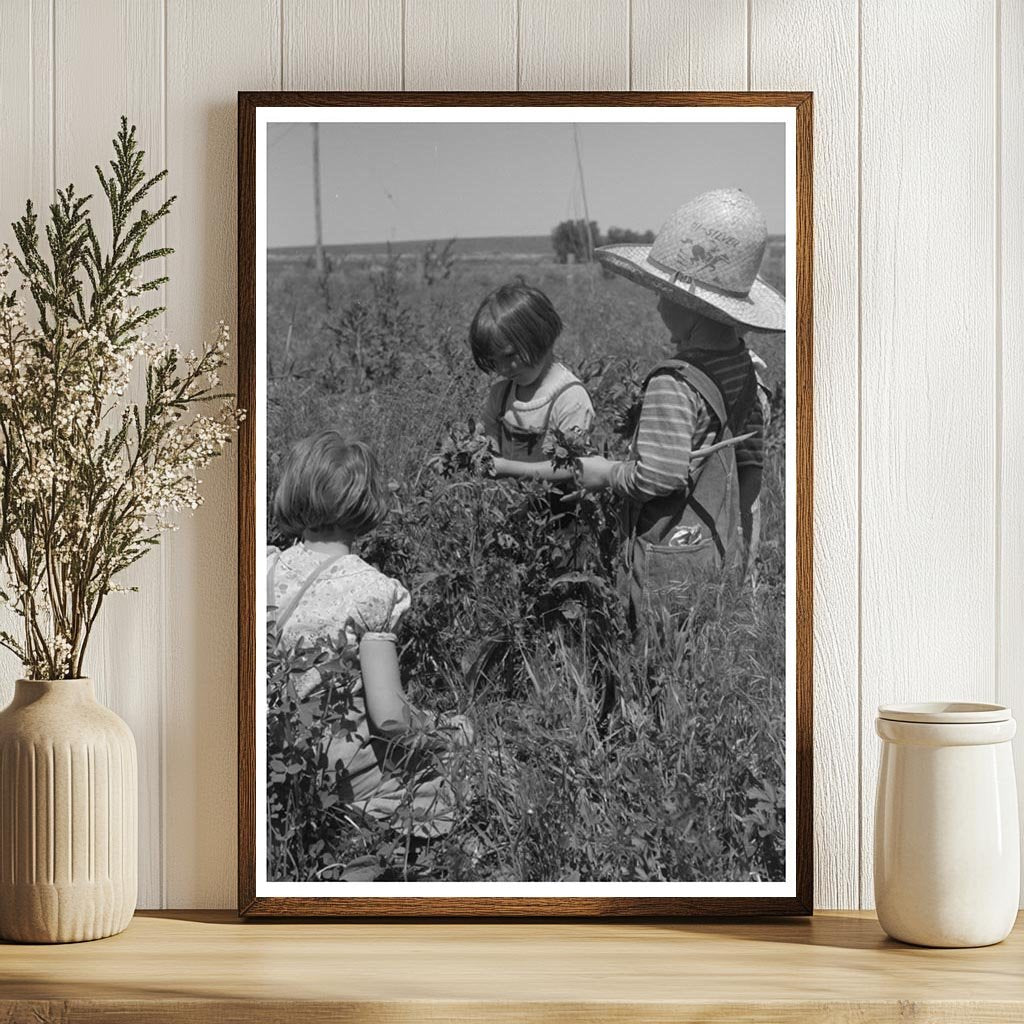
[266,252,787,883]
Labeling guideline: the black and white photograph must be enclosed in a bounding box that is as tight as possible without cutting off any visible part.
[243,96,810,912]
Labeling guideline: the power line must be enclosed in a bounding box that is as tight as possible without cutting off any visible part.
[572,124,594,260]
[312,123,325,274]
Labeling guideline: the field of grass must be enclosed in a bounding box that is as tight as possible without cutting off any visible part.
[266,243,788,884]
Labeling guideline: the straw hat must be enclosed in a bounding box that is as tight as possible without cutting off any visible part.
[595,188,785,331]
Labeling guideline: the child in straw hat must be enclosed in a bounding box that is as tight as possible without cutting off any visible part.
[577,188,785,628]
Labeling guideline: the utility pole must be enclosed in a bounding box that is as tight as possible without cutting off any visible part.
[312,122,325,275]
[573,124,594,261]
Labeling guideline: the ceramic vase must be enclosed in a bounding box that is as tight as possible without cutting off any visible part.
[874,702,1019,948]
[0,678,137,943]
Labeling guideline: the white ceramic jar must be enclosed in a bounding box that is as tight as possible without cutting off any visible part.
[874,702,1019,947]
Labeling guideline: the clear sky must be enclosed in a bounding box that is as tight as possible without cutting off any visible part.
[267,121,785,248]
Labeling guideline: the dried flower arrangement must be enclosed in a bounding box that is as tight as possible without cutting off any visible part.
[0,118,241,679]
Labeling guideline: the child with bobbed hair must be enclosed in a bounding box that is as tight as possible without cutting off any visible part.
[268,429,470,838]
[469,281,594,478]
[272,431,390,545]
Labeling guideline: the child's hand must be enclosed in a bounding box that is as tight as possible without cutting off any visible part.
[577,456,615,491]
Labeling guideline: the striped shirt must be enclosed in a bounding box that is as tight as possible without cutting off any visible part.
[609,345,764,504]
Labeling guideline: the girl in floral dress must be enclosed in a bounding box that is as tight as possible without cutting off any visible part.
[268,430,469,838]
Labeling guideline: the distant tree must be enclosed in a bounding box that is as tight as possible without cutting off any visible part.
[604,226,656,245]
[551,219,601,263]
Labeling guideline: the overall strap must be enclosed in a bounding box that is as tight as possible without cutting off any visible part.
[689,498,726,561]
[678,347,758,439]
[271,550,351,634]
[500,379,516,415]
[644,360,730,442]
[540,380,589,432]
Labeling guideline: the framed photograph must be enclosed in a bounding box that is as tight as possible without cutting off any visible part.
[238,91,812,916]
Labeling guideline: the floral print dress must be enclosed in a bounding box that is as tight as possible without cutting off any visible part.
[267,543,453,835]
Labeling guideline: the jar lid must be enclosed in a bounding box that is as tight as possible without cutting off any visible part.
[877,702,1010,724]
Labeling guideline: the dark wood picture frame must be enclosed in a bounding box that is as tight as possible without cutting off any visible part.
[238,90,813,918]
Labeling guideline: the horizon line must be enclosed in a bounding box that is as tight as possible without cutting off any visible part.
[269,231,785,252]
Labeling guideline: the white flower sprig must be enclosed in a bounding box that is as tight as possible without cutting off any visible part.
[0,118,242,679]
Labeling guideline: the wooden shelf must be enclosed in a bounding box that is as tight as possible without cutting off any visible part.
[2,909,1022,1022]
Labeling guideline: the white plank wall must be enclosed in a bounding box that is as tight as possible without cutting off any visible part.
[284,0,402,90]
[405,1,516,90]
[859,0,999,909]
[0,1,52,694]
[0,0,1018,910]
[1001,0,1024,890]
[54,0,167,911]
[162,0,279,909]
[750,0,860,913]
[631,1,746,91]
[519,0,629,90]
